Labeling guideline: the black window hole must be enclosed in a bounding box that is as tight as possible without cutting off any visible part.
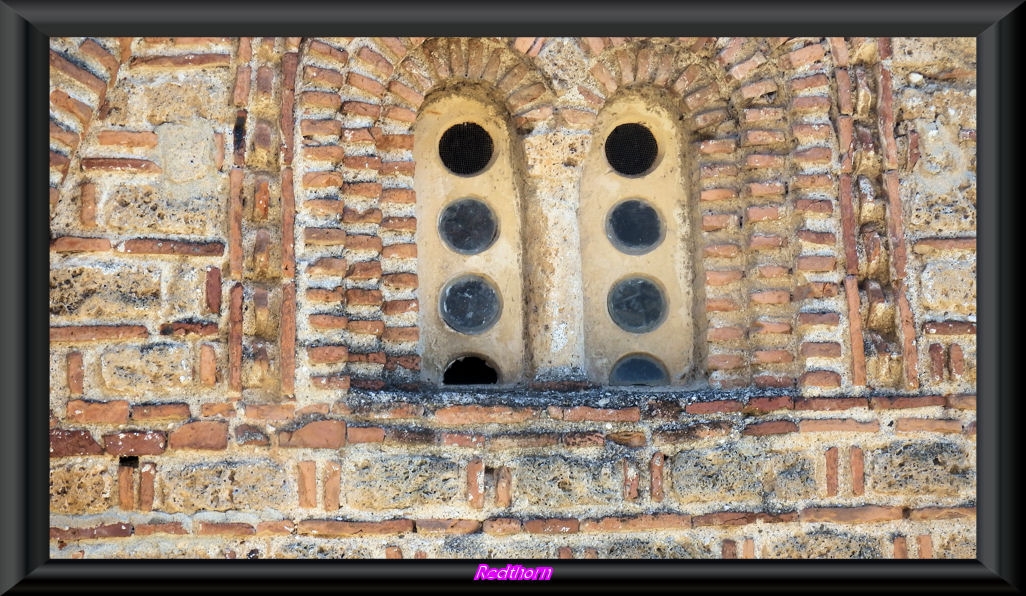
[607,276,667,333]
[443,356,499,385]
[439,122,494,175]
[605,123,658,176]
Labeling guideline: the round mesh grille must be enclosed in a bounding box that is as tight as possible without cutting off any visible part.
[607,276,666,333]
[438,198,498,254]
[440,274,501,334]
[610,354,669,386]
[439,122,494,175]
[606,199,664,254]
[605,123,658,176]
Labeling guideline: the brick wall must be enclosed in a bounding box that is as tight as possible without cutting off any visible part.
[49,36,976,559]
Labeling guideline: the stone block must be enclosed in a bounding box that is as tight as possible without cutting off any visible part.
[341,455,462,510]
[50,462,114,514]
[50,263,161,319]
[868,441,975,497]
[919,258,976,316]
[512,456,622,508]
[155,460,289,513]
[767,530,883,558]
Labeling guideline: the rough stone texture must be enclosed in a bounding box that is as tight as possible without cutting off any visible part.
[341,455,462,510]
[100,343,193,395]
[767,530,884,559]
[272,539,375,559]
[512,455,623,509]
[154,460,289,514]
[50,462,114,514]
[935,532,977,559]
[600,537,716,559]
[868,441,975,497]
[440,534,558,559]
[918,258,976,316]
[670,443,815,504]
[103,182,225,237]
[50,263,161,318]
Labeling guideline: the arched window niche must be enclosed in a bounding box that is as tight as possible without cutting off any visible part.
[579,91,697,387]
[413,88,528,387]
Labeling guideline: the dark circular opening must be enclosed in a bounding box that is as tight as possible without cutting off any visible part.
[443,356,499,385]
[606,199,664,254]
[439,122,494,175]
[607,277,667,333]
[438,198,498,254]
[440,275,501,334]
[605,123,658,176]
[610,354,669,386]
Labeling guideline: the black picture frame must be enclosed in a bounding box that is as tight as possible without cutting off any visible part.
[2,1,1020,592]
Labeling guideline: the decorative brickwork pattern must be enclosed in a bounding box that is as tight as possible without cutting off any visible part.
[48,37,976,560]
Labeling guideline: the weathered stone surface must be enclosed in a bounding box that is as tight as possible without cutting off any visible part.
[341,455,461,510]
[601,537,716,559]
[50,264,161,318]
[100,343,193,394]
[766,452,818,501]
[671,443,779,503]
[104,183,224,236]
[156,120,217,183]
[512,456,622,508]
[272,539,375,559]
[935,532,977,559]
[154,460,289,513]
[890,37,976,79]
[919,258,976,316]
[440,534,556,559]
[868,441,975,497]
[50,462,114,514]
[767,530,883,558]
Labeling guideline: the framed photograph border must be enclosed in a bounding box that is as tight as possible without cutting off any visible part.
[2,2,1019,592]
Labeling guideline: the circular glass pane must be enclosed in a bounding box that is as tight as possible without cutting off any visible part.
[610,354,669,386]
[605,123,658,176]
[438,198,498,254]
[607,277,666,333]
[439,122,494,175]
[440,275,501,334]
[606,199,664,254]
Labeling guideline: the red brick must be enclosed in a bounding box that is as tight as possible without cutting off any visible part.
[50,50,108,96]
[753,375,796,388]
[698,139,736,155]
[850,446,865,496]
[134,522,186,536]
[581,513,692,532]
[707,354,744,371]
[122,239,223,256]
[347,321,384,336]
[50,89,92,125]
[159,321,218,337]
[798,370,842,389]
[895,418,963,434]
[869,395,946,410]
[103,431,167,456]
[50,237,111,252]
[414,519,482,535]
[794,282,838,300]
[301,90,343,111]
[524,518,579,534]
[435,405,537,424]
[797,312,840,327]
[483,518,522,535]
[606,431,646,448]
[49,428,103,457]
[705,298,739,312]
[309,314,348,330]
[946,395,976,410]
[908,507,976,521]
[705,270,743,286]
[740,79,778,99]
[130,403,190,422]
[66,399,129,424]
[298,519,413,537]
[797,255,837,272]
[561,432,605,448]
[745,205,780,222]
[169,420,228,450]
[743,130,787,146]
[347,426,386,443]
[308,345,349,364]
[278,420,346,449]
[751,320,791,335]
[311,375,351,391]
[794,397,867,410]
[50,325,148,342]
[756,265,789,278]
[742,420,797,436]
[95,130,158,148]
[751,290,790,305]
[304,227,347,246]
[799,419,879,432]
[800,506,903,523]
[749,234,785,250]
[794,199,834,216]
[297,461,317,508]
[924,321,976,336]
[705,243,740,258]
[467,457,484,509]
[243,403,295,420]
[300,119,342,137]
[748,181,785,197]
[754,350,793,364]
[80,39,120,74]
[743,396,794,413]
[912,237,976,254]
[550,406,641,422]
[686,400,743,414]
[692,511,797,526]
